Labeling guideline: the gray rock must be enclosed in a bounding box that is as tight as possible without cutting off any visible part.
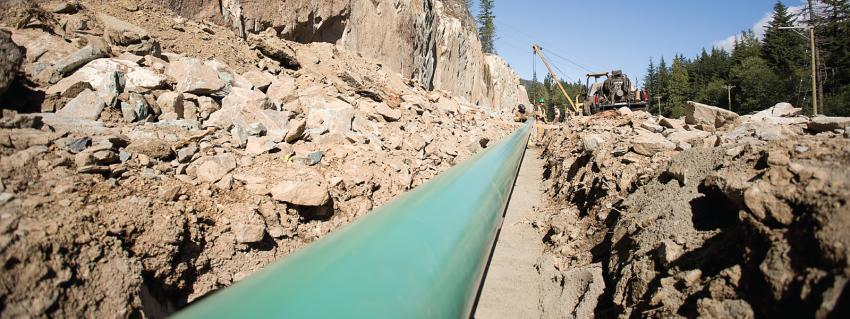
[119,150,132,162]
[98,71,121,107]
[307,151,324,165]
[231,124,248,148]
[56,89,105,120]
[0,30,24,96]
[120,93,150,122]
[640,121,664,133]
[582,134,604,153]
[0,192,14,205]
[176,143,198,163]
[66,137,92,154]
[246,122,267,136]
[53,45,108,77]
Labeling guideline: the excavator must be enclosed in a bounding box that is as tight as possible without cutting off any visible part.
[532,44,648,115]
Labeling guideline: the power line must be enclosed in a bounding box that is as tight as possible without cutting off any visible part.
[496,20,596,72]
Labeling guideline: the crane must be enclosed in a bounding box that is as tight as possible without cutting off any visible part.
[532,44,579,114]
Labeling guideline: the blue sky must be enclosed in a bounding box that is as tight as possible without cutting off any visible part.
[470,0,807,86]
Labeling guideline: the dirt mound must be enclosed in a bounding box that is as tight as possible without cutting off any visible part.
[0,1,513,317]
[537,106,850,317]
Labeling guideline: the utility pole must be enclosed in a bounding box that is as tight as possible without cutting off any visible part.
[656,96,662,116]
[723,85,735,111]
[780,13,819,116]
[807,0,819,116]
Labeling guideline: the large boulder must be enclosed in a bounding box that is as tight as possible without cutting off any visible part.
[666,130,711,146]
[301,94,354,134]
[0,30,23,96]
[56,89,105,120]
[808,116,850,133]
[266,75,297,107]
[97,13,161,56]
[750,102,802,121]
[51,45,108,78]
[48,59,166,100]
[165,58,226,95]
[205,87,288,131]
[631,132,675,156]
[685,101,740,130]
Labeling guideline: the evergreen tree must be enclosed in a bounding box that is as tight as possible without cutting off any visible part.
[643,58,657,109]
[762,1,806,102]
[477,0,496,54]
[667,55,691,117]
[818,0,850,115]
[656,57,670,111]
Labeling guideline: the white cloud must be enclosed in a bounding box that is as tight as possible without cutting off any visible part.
[713,2,806,51]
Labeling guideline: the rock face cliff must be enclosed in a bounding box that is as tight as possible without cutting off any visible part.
[155,0,529,110]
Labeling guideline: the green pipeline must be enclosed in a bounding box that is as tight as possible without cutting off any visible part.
[173,121,532,319]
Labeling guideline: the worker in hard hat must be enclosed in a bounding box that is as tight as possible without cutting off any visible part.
[533,98,547,145]
[513,104,528,122]
[553,105,561,123]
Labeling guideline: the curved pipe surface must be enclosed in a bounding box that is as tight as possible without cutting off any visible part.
[173,121,533,319]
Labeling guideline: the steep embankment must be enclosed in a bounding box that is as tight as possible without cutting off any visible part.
[148,0,529,110]
[0,0,525,317]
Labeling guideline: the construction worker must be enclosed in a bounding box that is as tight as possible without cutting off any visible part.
[533,98,547,145]
[513,104,528,122]
[534,99,547,123]
[553,105,561,123]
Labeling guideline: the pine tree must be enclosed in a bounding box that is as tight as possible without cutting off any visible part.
[656,57,670,110]
[643,58,657,109]
[762,1,806,102]
[819,0,850,115]
[667,55,691,117]
[477,0,496,54]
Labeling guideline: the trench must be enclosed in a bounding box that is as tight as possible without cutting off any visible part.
[473,147,548,318]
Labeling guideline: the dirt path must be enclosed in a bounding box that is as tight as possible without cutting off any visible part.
[474,147,545,319]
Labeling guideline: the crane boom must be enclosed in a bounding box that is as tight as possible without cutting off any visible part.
[532,44,579,113]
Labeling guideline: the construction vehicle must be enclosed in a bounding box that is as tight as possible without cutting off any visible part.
[578,70,649,114]
[531,45,579,114]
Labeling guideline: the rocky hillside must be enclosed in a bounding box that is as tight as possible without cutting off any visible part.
[143,0,529,111]
[536,102,850,318]
[0,1,517,317]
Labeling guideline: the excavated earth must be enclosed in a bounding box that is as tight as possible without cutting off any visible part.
[535,104,850,318]
[0,1,518,317]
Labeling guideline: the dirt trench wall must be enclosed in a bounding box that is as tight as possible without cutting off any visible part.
[536,110,850,318]
[151,0,529,111]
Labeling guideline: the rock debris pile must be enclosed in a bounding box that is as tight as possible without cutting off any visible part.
[537,101,850,318]
[0,1,512,317]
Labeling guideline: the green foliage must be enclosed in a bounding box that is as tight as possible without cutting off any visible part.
[667,55,691,117]
[732,56,783,113]
[641,0,850,117]
[477,0,496,54]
